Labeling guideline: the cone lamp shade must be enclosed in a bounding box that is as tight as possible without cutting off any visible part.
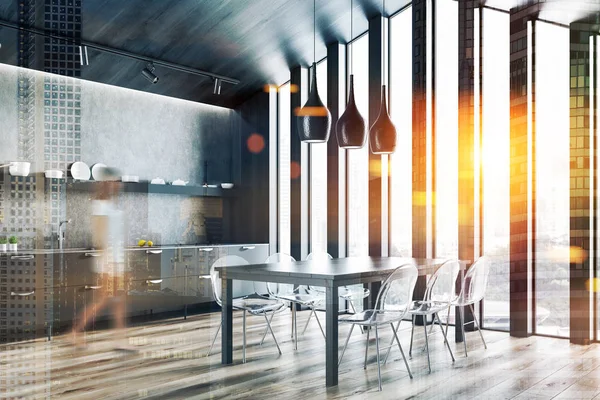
[336,75,366,148]
[369,85,396,154]
[297,62,332,143]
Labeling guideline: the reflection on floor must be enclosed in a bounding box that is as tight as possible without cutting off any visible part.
[2,309,600,399]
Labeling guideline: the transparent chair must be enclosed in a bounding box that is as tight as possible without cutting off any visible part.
[338,264,418,391]
[263,253,325,349]
[304,252,371,334]
[403,259,459,373]
[444,256,490,357]
[206,255,285,363]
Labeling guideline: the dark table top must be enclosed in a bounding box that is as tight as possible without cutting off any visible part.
[216,256,468,287]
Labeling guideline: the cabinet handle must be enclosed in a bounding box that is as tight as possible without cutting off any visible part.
[11,290,34,296]
[199,248,214,252]
[241,246,255,250]
[200,275,212,279]
[11,255,34,260]
[84,285,102,290]
[146,250,163,254]
[146,279,163,284]
[85,252,102,257]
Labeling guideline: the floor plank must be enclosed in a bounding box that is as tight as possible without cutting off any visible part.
[1,309,600,399]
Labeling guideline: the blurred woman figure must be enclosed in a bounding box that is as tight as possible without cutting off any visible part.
[71,167,129,350]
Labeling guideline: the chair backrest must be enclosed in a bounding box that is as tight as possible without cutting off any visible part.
[305,252,332,293]
[461,256,490,305]
[210,255,249,307]
[306,252,333,261]
[264,253,296,296]
[374,264,418,314]
[424,259,460,304]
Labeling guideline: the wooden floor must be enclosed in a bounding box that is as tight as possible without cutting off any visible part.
[2,309,600,399]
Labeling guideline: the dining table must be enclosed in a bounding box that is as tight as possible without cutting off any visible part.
[215,256,468,387]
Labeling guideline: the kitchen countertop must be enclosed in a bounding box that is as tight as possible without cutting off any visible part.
[0,243,267,256]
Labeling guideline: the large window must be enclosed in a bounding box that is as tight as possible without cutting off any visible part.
[389,7,412,257]
[481,8,510,330]
[278,82,291,255]
[347,34,369,257]
[535,21,570,337]
[434,0,459,259]
[310,60,328,254]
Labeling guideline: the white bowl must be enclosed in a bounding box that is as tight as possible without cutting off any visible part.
[221,183,234,189]
[45,169,63,179]
[151,177,165,185]
[9,162,31,177]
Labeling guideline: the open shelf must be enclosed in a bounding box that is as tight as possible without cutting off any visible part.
[66,181,236,198]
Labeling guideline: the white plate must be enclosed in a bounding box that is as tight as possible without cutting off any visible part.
[91,163,107,181]
[221,183,234,189]
[70,162,90,181]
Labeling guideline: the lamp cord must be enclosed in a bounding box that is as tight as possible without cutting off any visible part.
[350,0,353,76]
[314,0,316,64]
[382,0,386,87]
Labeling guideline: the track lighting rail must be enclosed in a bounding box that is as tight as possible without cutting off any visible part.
[0,19,240,85]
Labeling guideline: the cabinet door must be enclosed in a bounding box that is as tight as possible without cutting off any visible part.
[0,253,40,342]
[60,252,100,327]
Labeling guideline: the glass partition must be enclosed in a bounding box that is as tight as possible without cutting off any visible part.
[389,6,412,257]
[278,82,291,255]
[534,21,570,337]
[347,34,369,257]
[481,8,510,331]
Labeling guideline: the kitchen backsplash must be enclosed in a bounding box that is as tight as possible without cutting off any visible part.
[0,63,240,249]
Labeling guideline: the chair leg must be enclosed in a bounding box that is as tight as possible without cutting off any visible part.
[264,313,282,355]
[259,311,276,346]
[242,311,247,363]
[348,300,364,334]
[444,306,451,338]
[389,322,413,379]
[375,325,382,391]
[291,305,295,339]
[364,328,371,370]
[423,321,431,373]
[339,324,355,366]
[206,321,221,357]
[435,313,455,362]
[302,309,315,335]
[470,303,487,349]
[409,315,415,358]
[459,305,467,357]
[383,320,400,364]
[313,310,326,340]
[293,306,298,350]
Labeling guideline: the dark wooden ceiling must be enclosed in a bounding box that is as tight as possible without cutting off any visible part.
[0,0,598,108]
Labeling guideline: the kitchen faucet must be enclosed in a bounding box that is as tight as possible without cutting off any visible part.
[58,220,71,250]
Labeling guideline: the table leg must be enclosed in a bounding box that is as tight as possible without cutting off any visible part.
[221,277,233,364]
[325,284,339,387]
[455,269,464,343]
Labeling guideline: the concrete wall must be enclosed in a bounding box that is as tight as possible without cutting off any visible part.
[0,62,240,248]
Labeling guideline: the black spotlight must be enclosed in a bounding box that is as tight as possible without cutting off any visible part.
[142,63,159,84]
[213,78,222,95]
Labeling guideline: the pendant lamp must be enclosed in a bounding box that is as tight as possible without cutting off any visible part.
[297,0,332,143]
[369,0,396,154]
[369,85,396,154]
[336,0,366,149]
